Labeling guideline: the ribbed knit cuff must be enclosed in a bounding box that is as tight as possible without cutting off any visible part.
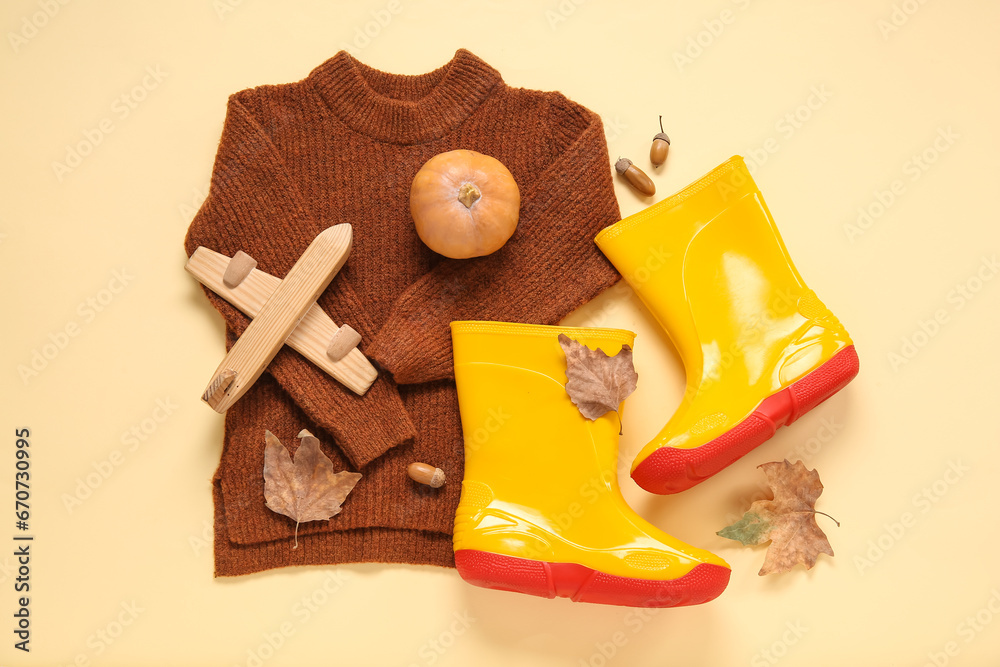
[279,366,417,469]
[365,322,454,385]
[209,306,416,470]
[234,326,417,469]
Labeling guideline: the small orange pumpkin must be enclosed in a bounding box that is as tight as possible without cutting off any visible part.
[409,149,520,259]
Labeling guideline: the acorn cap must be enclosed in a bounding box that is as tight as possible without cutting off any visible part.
[653,132,671,144]
[615,157,632,175]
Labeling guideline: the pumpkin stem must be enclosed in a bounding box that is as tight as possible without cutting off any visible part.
[457,183,482,208]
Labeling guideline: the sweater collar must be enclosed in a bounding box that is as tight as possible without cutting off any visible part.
[309,48,502,145]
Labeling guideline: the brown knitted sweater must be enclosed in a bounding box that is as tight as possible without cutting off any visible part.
[184,48,621,577]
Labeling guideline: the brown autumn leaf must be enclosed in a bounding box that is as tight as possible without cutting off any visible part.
[263,429,362,549]
[717,460,839,575]
[558,334,638,434]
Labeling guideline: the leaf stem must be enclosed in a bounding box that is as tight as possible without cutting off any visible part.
[797,509,840,527]
[615,410,623,436]
[293,521,300,549]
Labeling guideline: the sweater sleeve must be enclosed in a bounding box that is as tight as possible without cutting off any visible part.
[184,94,416,468]
[364,92,622,384]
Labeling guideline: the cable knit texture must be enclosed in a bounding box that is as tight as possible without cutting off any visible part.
[183,48,621,577]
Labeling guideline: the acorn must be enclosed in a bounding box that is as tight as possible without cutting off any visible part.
[408,462,446,488]
[650,115,670,168]
[615,157,655,197]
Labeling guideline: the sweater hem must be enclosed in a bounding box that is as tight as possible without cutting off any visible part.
[213,475,456,577]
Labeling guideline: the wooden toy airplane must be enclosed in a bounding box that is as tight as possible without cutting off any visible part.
[185,224,376,413]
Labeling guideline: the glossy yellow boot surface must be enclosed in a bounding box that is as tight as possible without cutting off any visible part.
[595,156,859,495]
[450,321,730,607]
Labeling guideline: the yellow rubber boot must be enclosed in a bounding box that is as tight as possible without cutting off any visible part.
[450,321,730,608]
[595,156,859,495]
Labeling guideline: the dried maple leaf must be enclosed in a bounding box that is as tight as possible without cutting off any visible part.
[558,334,638,434]
[718,460,839,575]
[263,429,362,549]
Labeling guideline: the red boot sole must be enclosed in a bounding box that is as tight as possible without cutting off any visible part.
[455,549,731,607]
[632,344,860,495]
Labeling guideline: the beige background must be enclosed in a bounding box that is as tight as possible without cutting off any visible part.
[2,0,998,665]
